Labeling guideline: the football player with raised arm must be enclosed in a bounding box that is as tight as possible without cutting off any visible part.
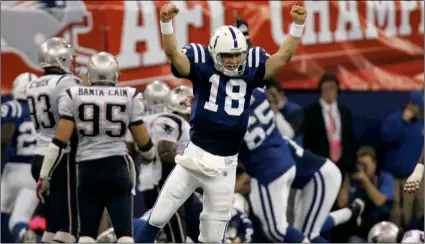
[35,52,155,243]
[135,3,307,243]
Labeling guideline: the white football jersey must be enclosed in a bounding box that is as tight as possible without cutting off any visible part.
[59,86,145,162]
[138,112,190,191]
[26,74,81,156]
[148,113,190,154]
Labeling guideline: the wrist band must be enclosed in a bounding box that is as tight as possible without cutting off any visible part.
[289,22,304,38]
[160,20,174,35]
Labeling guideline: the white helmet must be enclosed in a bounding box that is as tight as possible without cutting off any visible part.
[208,25,248,77]
[166,86,193,115]
[367,221,399,243]
[144,80,170,107]
[12,72,38,100]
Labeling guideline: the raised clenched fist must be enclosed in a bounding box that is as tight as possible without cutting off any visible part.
[160,3,180,23]
[290,5,307,25]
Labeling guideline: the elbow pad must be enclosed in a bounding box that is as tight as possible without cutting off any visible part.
[138,138,155,161]
[39,138,67,179]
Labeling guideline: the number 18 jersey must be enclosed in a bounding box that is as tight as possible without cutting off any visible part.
[26,74,81,156]
[171,43,269,156]
[59,86,145,162]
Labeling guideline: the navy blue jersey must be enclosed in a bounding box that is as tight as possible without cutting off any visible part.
[171,43,268,156]
[239,88,295,184]
[1,100,36,163]
[285,137,327,189]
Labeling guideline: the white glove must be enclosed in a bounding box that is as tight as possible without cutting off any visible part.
[404,164,424,193]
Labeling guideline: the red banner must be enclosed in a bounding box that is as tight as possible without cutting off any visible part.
[1,0,424,94]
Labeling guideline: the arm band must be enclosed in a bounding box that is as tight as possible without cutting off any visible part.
[160,20,174,35]
[138,138,155,161]
[289,22,305,38]
[39,138,66,178]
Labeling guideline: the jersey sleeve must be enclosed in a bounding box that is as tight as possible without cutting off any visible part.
[58,88,75,121]
[150,116,180,144]
[1,101,22,125]
[247,47,270,86]
[130,90,145,125]
[170,43,206,80]
[56,76,81,96]
[55,75,81,108]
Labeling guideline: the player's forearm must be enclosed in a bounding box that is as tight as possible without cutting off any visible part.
[276,35,301,65]
[162,32,179,60]
[264,23,304,80]
[40,138,67,178]
[275,112,295,139]
[130,124,155,161]
[160,21,190,76]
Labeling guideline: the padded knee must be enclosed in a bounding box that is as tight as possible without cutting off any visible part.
[198,219,228,243]
[322,160,342,189]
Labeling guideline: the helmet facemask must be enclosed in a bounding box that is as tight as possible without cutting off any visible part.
[213,51,247,77]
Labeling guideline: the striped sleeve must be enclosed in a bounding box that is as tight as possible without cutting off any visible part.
[1,100,22,124]
[247,47,270,85]
[171,43,206,79]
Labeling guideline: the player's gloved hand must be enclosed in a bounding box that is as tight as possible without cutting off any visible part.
[404,164,424,193]
[36,177,51,204]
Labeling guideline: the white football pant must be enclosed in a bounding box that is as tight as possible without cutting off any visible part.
[249,166,296,242]
[292,160,342,240]
[147,142,237,243]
